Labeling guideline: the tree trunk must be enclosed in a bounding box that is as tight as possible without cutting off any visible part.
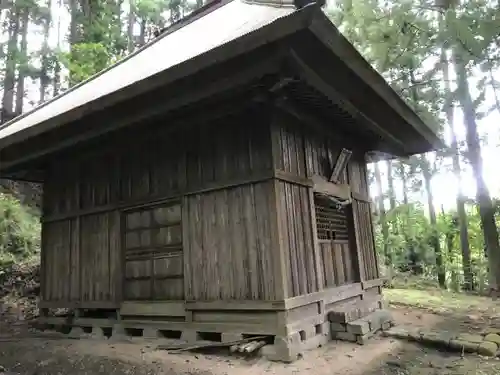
[386,159,397,211]
[53,0,63,96]
[374,161,391,268]
[422,156,446,288]
[15,6,29,114]
[454,49,500,295]
[69,0,79,87]
[127,0,135,53]
[441,48,473,290]
[2,6,19,123]
[399,161,421,274]
[40,0,52,103]
[139,18,146,46]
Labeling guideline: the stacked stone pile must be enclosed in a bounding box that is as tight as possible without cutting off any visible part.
[329,309,394,345]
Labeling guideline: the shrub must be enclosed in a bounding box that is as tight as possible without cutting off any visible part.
[0,193,41,268]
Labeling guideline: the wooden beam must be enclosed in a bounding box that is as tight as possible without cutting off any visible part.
[310,174,351,200]
[361,278,385,290]
[284,282,362,310]
[185,300,286,311]
[274,170,312,188]
[120,301,186,317]
[38,300,119,309]
[286,49,407,155]
[42,169,277,223]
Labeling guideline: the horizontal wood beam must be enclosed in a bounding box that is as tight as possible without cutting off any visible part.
[42,170,276,223]
[185,300,286,311]
[311,174,350,200]
[44,170,358,223]
[284,283,362,310]
[120,301,186,317]
[39,300,119,309]
[351,191,371,203]
[273,170,312,188]
[38,317,117,326]
[361,277,385,290]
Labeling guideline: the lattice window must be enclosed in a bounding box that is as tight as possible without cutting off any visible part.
[314,194,350,241]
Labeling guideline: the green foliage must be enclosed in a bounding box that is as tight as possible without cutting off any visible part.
[60,43,113,85]
[0,193,40,268]
[373,196,496,292]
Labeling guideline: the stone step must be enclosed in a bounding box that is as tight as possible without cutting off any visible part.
[330,309,394,345]
[327,296,382,324]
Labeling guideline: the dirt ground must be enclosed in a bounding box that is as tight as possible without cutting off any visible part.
[1,291,500,375]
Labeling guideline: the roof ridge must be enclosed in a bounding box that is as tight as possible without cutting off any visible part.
[154,0,232,38]
[241,0,325,9]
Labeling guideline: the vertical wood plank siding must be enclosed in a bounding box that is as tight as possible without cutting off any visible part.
[272,110,378,298]
[40,104,380,306]
[41,109,278,304]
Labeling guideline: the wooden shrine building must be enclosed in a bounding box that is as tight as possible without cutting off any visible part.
[0,0,442,362]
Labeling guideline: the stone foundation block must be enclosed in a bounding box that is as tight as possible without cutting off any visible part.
[181,329,199,343]
[347,319,370,335]
[301,326,317,341]
[330,322,347,332]
[332,331,357,342]
[381,321,392,331]
[68,326,85,338]
[262,332,301,363]
[319,322,331,337]
[91,326,106,340]
[142,327,159,339]
[110,324,130,342]
[356,330,375,345]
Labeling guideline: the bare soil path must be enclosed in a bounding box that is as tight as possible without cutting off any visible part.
[1,289,499,375]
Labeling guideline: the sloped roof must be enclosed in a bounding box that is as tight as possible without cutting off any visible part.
[0,0,294,144]
[0,0,443,159]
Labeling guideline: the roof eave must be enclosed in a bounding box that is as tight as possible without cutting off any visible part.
[306,10,445,156]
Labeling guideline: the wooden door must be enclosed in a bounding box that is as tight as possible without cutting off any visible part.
[122,201,184,300]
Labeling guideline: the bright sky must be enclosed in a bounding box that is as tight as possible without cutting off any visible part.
[371,66,500,211]
[7,2,500,214]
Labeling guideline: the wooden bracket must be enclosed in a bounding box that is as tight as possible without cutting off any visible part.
[329,148,352,184]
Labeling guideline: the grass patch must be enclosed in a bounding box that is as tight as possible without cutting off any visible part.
[383,288,500,316]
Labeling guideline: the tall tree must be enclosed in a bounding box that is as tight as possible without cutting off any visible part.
[2,4,20,123]
[441,2,500,294]
[39,0,52,103]
[374,161,391,268]
[441,47,473,289]
[15,4,29,114]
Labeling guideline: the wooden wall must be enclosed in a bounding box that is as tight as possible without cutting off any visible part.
[41,108,281,306]
[40,103,380,308]
[271,110,379,299]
